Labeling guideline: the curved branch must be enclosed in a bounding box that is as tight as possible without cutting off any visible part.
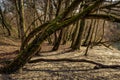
[87,14,120,23]
[101,9,120,17]
[100,1,120,9]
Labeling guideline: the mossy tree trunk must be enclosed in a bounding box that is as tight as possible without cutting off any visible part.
[0,0,105,74]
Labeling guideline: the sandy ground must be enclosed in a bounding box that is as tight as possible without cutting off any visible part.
[0,37,120,80]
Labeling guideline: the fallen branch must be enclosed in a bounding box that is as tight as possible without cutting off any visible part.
[29,58,120,69]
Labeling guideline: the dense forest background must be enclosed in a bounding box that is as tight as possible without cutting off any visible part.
[0,0,120,48]
[0,0,120,79]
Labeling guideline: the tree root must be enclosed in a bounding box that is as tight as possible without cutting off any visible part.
[0,58,120,74]
[29,58,120,69]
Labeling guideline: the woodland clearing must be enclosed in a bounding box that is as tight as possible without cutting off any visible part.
[0,37,120,80]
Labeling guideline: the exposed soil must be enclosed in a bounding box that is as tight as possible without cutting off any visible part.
[0,37,120,80]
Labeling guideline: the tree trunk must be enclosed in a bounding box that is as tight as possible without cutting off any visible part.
[52,29,63,51]
[18,0,25,50]
[82,20,93,46]
[72,19,85,50]
[71,21,80,48]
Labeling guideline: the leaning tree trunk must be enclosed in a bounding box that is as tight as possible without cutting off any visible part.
[0,0,105,74]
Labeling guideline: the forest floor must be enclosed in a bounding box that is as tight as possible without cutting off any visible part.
[0,36,120,80]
